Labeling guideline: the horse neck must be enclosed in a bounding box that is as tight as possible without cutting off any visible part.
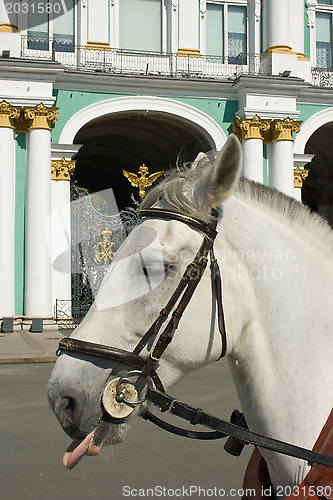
[219,196,333,488]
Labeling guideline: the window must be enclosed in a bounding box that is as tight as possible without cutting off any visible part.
[53,0,75,52]
[119,0,162,52]
[206,2,247,63]
[27,0,75,52]
[318,0,332,5]
[27,0,49,50]
[206,4,224,56]
[316,11,332,68]
[228,5,247,63]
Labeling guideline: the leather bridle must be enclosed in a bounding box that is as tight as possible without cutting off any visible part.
[56,207,333,469]
[57,207,226,393]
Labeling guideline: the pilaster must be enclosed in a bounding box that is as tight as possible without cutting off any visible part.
[51,158,76,319]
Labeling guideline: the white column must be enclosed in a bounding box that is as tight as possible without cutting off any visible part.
[51,159,75,318]
[270,118,301,198]
[242,138,264,184]
[0,101,20,317]
[290,0,305,56]
[263,0,291,50]
[24,104,58,320]
[271,140,295,196]
[232,116,270,184]
[0,0,21,57]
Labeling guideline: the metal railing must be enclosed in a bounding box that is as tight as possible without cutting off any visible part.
[311,67,333,87]
[20,36,271,80]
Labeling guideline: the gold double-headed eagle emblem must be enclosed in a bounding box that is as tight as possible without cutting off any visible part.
[123,164,164,197]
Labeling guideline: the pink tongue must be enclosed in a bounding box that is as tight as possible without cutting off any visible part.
[63,431,101,470]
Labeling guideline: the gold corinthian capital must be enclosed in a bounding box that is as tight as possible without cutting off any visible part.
[232,115,271,142]
[51,158,76,181]
[0,100,21,129]
[271,117,302,142]
[24,103,58,131]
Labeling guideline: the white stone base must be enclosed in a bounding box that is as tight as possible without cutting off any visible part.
[21,317,58,331]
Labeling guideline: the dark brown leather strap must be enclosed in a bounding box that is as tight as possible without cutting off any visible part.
[57,337,164,391]
[138,208,218,239]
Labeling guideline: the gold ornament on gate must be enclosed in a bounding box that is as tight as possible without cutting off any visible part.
[123,164,164,197]
[95,228,115,265]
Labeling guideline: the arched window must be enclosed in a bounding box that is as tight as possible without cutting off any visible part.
[119,0,162,52]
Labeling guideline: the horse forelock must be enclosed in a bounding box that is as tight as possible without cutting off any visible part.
[139,152,216,223]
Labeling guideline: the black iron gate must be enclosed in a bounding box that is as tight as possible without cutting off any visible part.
[56,186,138,327]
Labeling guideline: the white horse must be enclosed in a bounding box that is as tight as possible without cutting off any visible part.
[47,135,333,496]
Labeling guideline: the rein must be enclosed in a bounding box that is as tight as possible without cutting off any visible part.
[57,207,333,470]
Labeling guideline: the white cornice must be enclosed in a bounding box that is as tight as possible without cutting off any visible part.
[53,70,237,100]
[0,60,64,83]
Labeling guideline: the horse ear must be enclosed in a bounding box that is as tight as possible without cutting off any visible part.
[193,134,242,210]
[210,134,242,205]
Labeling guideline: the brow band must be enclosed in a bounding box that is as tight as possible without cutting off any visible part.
[138,209,218,239]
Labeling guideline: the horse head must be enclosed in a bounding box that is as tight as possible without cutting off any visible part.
[47,134,243,468]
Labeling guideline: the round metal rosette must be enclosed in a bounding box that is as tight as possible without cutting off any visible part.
[102,376,139,419]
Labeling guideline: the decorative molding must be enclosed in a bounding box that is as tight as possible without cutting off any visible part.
[271,118,302,142]
[86,41,111,51]
[0,22,20,33]
[294,167,309,188]
[0,100,21,129]
[254,0,261,23]
[177,48,201,57]
[306,0,317,28]
[51,158,76,181]
[23,103,58,131]
[261,44,310,62]
[232,115,271,142]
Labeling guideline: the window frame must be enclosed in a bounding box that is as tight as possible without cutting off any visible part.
[20,0,77,53]
[315,2,333,69]
[204,0,248,61]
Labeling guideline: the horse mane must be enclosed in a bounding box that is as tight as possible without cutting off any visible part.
[140,156,333,254]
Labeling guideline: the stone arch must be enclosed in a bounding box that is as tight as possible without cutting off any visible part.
[59,96,227,149]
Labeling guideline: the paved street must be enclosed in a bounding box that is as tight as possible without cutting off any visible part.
[0,361,252,500]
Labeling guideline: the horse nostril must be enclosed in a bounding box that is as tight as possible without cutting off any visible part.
[58,396,76,414]
[54,393,83,436]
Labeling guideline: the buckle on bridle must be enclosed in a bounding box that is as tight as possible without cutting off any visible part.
[102,370,151,419]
